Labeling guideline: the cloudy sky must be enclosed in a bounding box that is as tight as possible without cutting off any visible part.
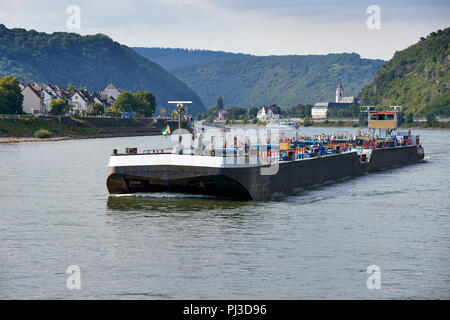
[2,0,449,60]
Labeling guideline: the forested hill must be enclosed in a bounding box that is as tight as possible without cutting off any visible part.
[172,53,384,109]
[358,27,450,116]
[0,25,205,113]
[133,47,250,70]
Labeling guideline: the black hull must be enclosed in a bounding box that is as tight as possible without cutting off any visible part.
[107,145,424,201]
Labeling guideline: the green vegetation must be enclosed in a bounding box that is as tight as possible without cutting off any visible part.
[0,75,23,114]
[133,47,249,71]
[67,83,77,92]
[216,96,223,109]
[197,108,217,121]
[302,116,313,127]
[326,104,360,119]
[0,115,188,138]
[34,129,51,138]
[49,99,68,115]
[104,106,122,117]
[358,27,450,117]
[0,116,93,137]
[0,24,205,114]
[111,90,156,117]
[248,106,258,119]
[90,103,104,116]
[228,107,248,120]
[281,104,313,118]
[173,53,384,109]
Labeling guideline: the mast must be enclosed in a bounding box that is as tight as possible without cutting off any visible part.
[168,100,192,154]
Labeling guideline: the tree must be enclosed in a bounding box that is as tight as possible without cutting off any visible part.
[105,106,122,117]
[67,83,77,92]
[426,113,437,127]
[216,96,223,109]
[0,76,23,114]
[91,103,104,116]
[134,91,156,117]
[113,90,156,117]
[49,99,68,115]
[160,108,166,116]
[406,112,414,123]
[248,106,258,119]
[113,91,135,112]
[397,111,405,127]
[303,116,313,127]
[228,107,247,120]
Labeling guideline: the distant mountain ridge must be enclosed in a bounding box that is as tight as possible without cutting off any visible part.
[172,53,385,109]
[133,47,251,71]
[0,25,205,113]
[358,27,450,116]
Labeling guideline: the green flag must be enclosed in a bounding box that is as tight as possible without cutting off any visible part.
[162,124,171,136]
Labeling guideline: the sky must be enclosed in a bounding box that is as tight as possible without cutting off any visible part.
[1,0,449,60]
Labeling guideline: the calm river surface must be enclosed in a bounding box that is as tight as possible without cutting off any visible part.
[0,127,449,299]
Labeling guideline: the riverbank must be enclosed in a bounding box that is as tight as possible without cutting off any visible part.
[2,115,448,144]
[0,131,171,144]
[0,115,190,143]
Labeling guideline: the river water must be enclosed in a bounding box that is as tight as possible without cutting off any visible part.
[0,127,449,299]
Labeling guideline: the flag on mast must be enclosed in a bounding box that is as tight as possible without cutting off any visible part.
[162,124,171,136]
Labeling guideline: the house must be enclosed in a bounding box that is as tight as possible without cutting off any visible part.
[40,88,55,114]
[21,85,43,114]
[311,101,358,119]
[45,84,65,99]
[31,83,43,92]
[100,83,121,100]
[311,103,329,119]
[312,84,360,119]
[40,84,74,114]
[216,108,228,121]
[19,82,119,115]
[257,104,281,121]
[93,92,115,108]
[69,90,93,114]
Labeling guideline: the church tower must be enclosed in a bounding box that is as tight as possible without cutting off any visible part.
[336,83,344,102]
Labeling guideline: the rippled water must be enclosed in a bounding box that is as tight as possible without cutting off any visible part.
[0,128,449,299]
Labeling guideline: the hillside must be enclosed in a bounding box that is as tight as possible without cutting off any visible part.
[133,47,250,70]
[359,27,450,116]
[172,53,384,109]
[0,25,205,113]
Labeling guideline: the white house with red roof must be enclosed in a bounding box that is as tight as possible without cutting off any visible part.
[21,85,43,114]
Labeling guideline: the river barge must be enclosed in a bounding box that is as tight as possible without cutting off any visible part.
[106,105,424,201]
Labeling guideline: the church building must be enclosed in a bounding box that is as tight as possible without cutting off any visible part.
[311,83,359,119]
